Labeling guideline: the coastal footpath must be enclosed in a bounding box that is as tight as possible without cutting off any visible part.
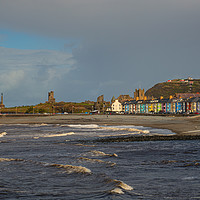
[0,114,200,136]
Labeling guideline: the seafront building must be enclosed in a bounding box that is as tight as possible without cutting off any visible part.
[111,99,122,112]
[109,89,200,114]
[120,96,200,114]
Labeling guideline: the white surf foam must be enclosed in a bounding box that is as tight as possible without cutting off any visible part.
[0,132,7,138]
[67,124,99,129]
[100,127,150,134]
[0,158,15,162]
[43,132,75,137]
[49,163,91,174]
[110,188,124,194]
[90,150,118,157]
[114,179,133,191]
[0,158,23,162]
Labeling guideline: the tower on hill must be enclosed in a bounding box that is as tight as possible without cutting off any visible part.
[134,89,145,100]
[47,91,55,104]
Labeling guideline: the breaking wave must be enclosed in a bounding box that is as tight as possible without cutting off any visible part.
[90,150,118,157]
[0,157,91,174]
[0,158,23,162]
[67,124,99,129]
[100,127,150,134]
[47,163,91,174]
[109,179,133,194]
[0,132,7,138]
[113,179,133,190]
[110,188,124,194]
[43,132,75,137]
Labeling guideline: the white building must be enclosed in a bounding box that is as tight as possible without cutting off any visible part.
[111,100,122,112]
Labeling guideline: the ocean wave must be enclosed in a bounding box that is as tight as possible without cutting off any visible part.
[113,179,133,191]
[0,132,7,138]
[110,188,124,194]
[97,132,141,137]
[109,179,133,194]
[90,150,118,157]
[43,132,75,137]
[48,163,91,174]
[100,127,150,134]
[67,124,99,129]
[78,157,116,166]
[0,158,23,162]
[0,158,91,174]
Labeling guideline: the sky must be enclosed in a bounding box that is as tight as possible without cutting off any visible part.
[0,0,200,106]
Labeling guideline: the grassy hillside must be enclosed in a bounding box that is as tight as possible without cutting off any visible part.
[1,101,96,114]
[145,79,200,99]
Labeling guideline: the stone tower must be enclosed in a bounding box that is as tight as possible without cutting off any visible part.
[134,89,145,100]
[94,95,104,112]
[0,93,5,108]
[47,91,55,104]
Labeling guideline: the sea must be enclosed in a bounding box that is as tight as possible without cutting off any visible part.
[0,123,200,200]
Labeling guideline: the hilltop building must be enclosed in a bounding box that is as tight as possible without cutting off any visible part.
[47,91,55,104]
[134,89,147,100]
[0,93,5,108]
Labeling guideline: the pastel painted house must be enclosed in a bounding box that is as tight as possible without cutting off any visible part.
[123,101,130,113]
[166,99,172,113]
[190,97,199,113]
[197,98,200,112]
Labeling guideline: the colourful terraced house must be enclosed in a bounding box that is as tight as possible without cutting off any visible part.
[122,97,200,114]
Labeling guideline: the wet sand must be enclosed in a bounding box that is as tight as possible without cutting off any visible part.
[1,114,200,135]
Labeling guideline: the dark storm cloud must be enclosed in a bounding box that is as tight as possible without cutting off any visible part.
[0,0,200,105]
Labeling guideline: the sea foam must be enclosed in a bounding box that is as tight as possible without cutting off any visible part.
[100,127,150,134]
[67,124,99,129]
[110,188,124,194]
[114,179,133,190]
[109,179,133,194]
[90,150,118,157]
[0,158,23,162]
[43,132,75,137]
[0,132,7,138]
[49,163,91,174]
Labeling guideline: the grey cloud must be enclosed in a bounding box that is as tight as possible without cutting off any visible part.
[0,47,76,105]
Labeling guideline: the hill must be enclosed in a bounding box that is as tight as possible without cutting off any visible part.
[1,101,95,114]
[145,79,200,99]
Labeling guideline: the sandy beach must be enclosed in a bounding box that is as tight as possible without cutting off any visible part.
[1,114,200,136]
